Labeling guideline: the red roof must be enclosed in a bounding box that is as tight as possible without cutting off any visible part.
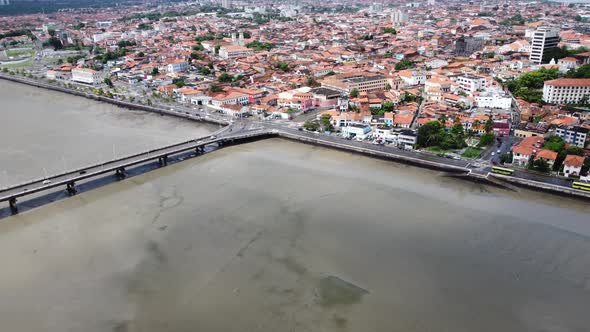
[564,155,585,167]
[545,78,590,87]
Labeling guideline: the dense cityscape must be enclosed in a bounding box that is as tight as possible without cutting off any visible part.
[1,0,590,189]
[2,1,590,332]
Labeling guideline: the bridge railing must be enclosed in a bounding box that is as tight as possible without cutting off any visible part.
[0,128,265,194]
[0,134,220,193]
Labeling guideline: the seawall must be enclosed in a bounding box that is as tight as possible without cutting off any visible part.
[0,73,228,126]
[276,132,590,200]
[277,131,469,173]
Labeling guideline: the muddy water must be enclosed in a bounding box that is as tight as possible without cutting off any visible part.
[1,81,590,332]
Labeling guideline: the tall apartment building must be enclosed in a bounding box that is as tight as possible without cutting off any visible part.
[454,36,484,56]
[221,0,232,9]
[529,27,560,65]
[0,0,10,5]
[555,126,588,148]
[391,9,408,26]
[543,78,590,104]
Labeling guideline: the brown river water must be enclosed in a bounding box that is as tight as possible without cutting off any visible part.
[1,80,590,332]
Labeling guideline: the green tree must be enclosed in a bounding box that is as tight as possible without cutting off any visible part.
[151,67,159,75]
[543,136,565,152]
[214,45,221,55]
[209,84,223,93]
[507,68,559,103]
[384,83,392,91]
[200,66,211,75]
[172,77,186,88]
[484,115,494,133]
[395,59,415,70]
[382,101,394,113]
[303,120,320,131]
[276,62,290,71]
[500,152,513,164]
[417,121,445,147]
[478,133,495,147]
[218,72,234,83]
[320,114,334,131]
[532,159,551,173]
[349,88,359,98]
[103,77,113,88]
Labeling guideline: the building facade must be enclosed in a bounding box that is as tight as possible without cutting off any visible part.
[71,68,102,85]
[391,9,408,26]
[554,125,588,148]
[219,45,252,59]
[454,36,484,56]
[166,60,188,73]
[543,78,590,104]
[529,27,560,65]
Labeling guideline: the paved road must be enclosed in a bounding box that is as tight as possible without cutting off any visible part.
[266,123,471,169]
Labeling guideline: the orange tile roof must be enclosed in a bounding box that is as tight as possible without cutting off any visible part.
[545,78,590,87]
[564,155,585,167]
[535,149,558,161]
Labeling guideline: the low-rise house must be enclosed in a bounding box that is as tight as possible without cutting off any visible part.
[563,155,586,177]
[218,104,250,118]
[534,149,558,168]
[393,113,414,128]
[512,136,545,166]
[341,123,372,139]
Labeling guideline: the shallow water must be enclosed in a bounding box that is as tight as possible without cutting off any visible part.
[0,81,589,332]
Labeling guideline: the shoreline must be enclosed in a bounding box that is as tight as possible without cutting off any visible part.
[2,74,589,203]
[0,73,229,126]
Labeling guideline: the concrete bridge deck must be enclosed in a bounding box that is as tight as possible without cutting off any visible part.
[0,129,276,214]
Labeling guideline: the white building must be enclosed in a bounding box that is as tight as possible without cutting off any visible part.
[341,124,372,139]
[474,93,512,109]
[221,0,232,9]
[396,129,418,149]
[218,45,252,60]
[391,9,408,26]
[398,70,426,86]
[167,60,188,73]
[529,27,560,65]
[563,155,585,177]
[543,78,590,104]
[71,68,102,84]
[554,126,588,148]
[455,74,487,92]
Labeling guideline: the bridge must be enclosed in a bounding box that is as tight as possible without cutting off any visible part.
[0,128,277,215]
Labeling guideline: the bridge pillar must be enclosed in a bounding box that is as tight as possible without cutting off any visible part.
[9,197,18,215]
[66,182,77,196]
[115,167,126,179]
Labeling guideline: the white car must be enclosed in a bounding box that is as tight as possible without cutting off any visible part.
[491,152,496,156]
[42,180,51,185]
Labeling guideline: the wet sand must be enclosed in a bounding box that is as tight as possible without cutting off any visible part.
[1,82,590,332]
